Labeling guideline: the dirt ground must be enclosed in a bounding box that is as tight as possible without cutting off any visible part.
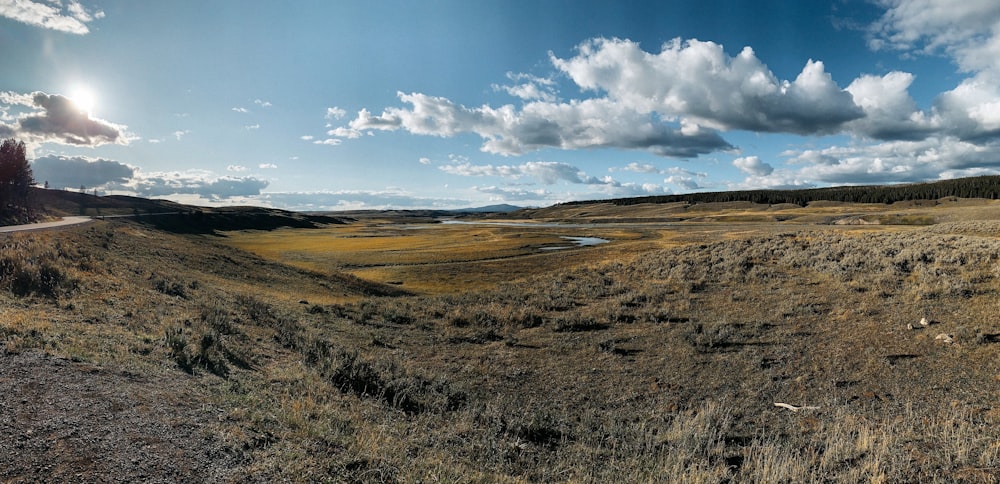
[0,350,240,483]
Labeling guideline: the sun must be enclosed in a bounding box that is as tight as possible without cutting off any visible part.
[69,86,96,116]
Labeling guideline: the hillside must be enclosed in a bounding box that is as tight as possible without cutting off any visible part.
[568,174,1000,207]
[27,187,349,234]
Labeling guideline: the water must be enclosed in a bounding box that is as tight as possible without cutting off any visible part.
[540,236,611,250]
[433,220,610,250]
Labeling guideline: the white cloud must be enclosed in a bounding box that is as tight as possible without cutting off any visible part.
[664,175,702,190]
[440,160,609,185]
[260,190,465,211]
[232,107,249,113]
[784,136,1000,185]
[475,185,552,202]
[616,162,661,174]
[326,126,362,139]
[118,170,269,199]
[334,37,874,159]
[493,72,558,102]
[863,1,1000,144]
[245,123,260,130]
[869,0,1000,72]
[0,0,101,34]
[733,156,774,176]
[254,99,272,108]
[551,37,864,135]
[313,138,342,146]
[845,71,935,140]
[0,91,129,147]
[437,159,665,200]
[663,167,711,191]
[32,155,134,189]
[300,135,314,141]
[419,157,432,165]
[729,172,816,191]
[173,130,190,141]
[325,107,347,120]
[345,91,733,158]
[31,156,269,201]
[227,164,249,172]
[259,163,278,169]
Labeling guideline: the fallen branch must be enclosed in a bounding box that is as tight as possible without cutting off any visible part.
[774,402,820,412]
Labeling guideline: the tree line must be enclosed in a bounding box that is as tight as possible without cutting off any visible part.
[567,176,1000,208]
[0,138,36,224]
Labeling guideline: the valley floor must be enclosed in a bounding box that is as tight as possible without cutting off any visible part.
[2,200,1000,481]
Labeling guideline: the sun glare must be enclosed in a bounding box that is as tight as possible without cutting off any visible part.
[69,87,96,115]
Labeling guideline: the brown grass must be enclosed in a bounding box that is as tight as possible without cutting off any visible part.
[3,200,1000,481]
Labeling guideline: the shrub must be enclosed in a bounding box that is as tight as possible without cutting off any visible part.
[163,326,230,377]
[152,276,188,298]
[0,237,77,298]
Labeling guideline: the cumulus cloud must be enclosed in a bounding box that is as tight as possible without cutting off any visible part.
[0,91,128,147]
[475,185,552,202]
[869,0,1000,72]
[31,154,271,202]
[551,37,864,135]
[785,136,1000,185]
[260,190,464,211]
[844,71,936,140]
[32,155,134,189]
[440,160,619,185]
[330,36,883,159]
[326,126,362,139]
[664,175,702,190]
[751,2,1000,189]
[0,0,103,34]
[123,171,269,199]
[345,92,733,157]
[492,72,558,102]
[733,156,774,176]
[254,99,272,108]
[860,1,1000,144]
[259,163,278,169]
[616,162,661,174]
[325,107,346,120]
[232,107,249,113]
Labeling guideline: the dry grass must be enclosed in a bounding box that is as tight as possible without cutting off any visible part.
[223,223,649,294]
[3,200,1000,481]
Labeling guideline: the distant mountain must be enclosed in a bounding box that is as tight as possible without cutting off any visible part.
[453,204,523,213]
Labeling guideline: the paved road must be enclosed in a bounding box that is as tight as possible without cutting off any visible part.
[0,216,94,233]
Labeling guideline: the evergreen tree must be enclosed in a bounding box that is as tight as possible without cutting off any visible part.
[0,138,35,221]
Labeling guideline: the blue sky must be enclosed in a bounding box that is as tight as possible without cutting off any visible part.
[2,1,1000,210]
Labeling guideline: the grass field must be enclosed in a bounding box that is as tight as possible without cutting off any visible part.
[3,198,1000,481]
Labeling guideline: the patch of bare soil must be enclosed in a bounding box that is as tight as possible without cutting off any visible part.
[0,350,240,482]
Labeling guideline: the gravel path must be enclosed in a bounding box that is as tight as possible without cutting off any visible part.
[0,351,241,482]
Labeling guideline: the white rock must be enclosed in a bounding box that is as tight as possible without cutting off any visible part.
[919,317,930,327]
[934,333,954,344]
